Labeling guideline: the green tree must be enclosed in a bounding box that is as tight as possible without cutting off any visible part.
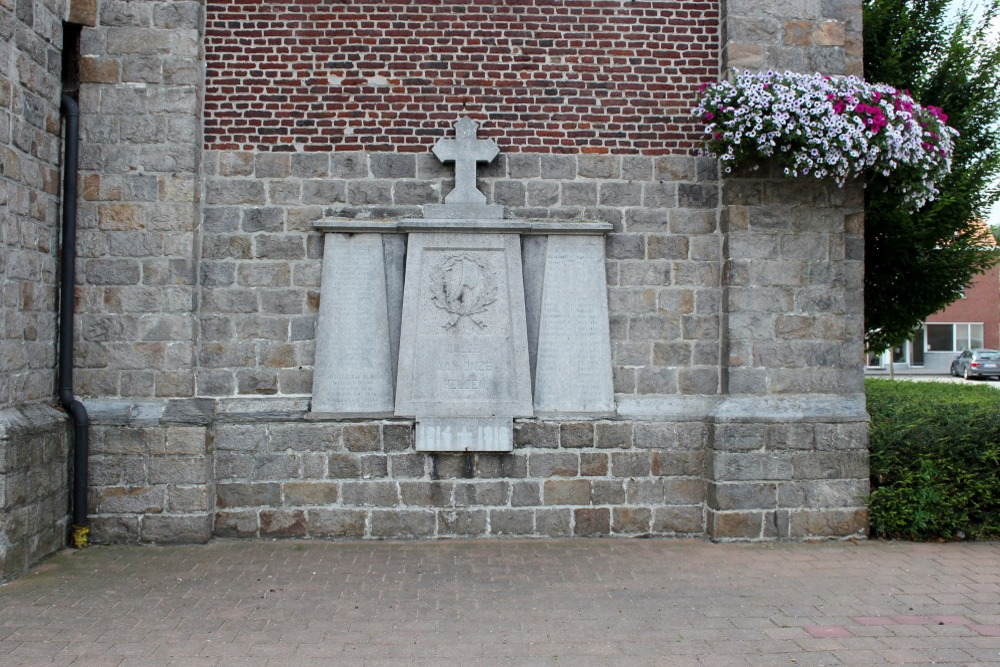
[864,0,1000,354]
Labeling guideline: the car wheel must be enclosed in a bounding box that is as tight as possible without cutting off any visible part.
[951,364,959,377]
[964,366,972,380]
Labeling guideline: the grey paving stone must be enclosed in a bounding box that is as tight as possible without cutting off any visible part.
[1,539,997,664]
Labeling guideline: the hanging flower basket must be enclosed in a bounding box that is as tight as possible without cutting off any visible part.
[693,70,958,209]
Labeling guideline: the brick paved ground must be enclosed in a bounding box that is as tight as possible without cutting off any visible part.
[0,539,998,665]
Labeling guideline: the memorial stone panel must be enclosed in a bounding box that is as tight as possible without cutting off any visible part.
[311,234,396,415]
[533,235,615,416]
[416,416,512,452]
[394,233,533,422]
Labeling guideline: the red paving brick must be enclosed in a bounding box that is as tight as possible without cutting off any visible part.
[0,539,998,665]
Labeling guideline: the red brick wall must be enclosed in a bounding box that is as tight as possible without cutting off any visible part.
[203,0,720,154]
[926,266,1000,349]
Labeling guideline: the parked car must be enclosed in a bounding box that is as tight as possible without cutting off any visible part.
[950,349,1000,380]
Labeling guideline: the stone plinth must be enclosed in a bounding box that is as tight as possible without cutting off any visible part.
[394,231,533,451]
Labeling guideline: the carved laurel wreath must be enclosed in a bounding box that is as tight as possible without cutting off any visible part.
[429,253,498,329]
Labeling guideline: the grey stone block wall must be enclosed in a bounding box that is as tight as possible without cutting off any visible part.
[707,170,868,541]
[0,0,870,551]
[212,416,708,540]
[0,0,68,407]
[74,0,202,399]
[705,0,868,540]
[0,405,70,580]
[721,175,865,396]
[83,395,868,544]
[707,408,869,541]
[198,151,722,398]
[0,0,84,579]
[723,0,862,77]
[84,398,712,541]
[86,398,214,544]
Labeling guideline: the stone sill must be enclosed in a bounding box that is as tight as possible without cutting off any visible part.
[314,218,613,235]
[80,393,867,426]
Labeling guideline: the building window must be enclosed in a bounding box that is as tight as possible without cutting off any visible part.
[925,323,984,351]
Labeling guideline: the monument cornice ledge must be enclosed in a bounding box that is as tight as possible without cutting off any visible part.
[615,395,723,421]
[615,393,868,423]
[709,393,868,423]
[314,218,613,235]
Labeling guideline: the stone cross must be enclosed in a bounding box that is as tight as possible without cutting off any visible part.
[432,117,499,205]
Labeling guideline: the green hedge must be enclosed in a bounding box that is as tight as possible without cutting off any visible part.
[867,378,1000,540]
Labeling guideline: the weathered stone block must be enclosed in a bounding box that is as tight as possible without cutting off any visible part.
[536,508,572,536]
[326,453,360,479]
[611,452,651,477]
[526,181,559,207]
[166,485,211,513]
[625,478,667,505]
[579,453,608,476]
[260,509,307,537]
[454,481,507,507]
[431,455,467,479]
[343,424,381,452]
[708,510,764,540]
[283,481,339,506]
[594,423,631,449]
[253,453,300,480]
[712,423,766,451]
[213,510,258,537]
[539,155,576,180]
[148,457,209,485]
[632,423,676,450]
[389,453,426,479]
[400,481,453,507]
[713,452,793,481]
[341,481,398,507]
[270,423,342,451]
[788,508,867,538]
[651,450,706,477]
[559,422,593,449]
[662,478,706,505]
[255,153,290,178]
[93,486,164,514]
[528,452,578,478]
[513,421,558,448]
[90,515,141,544]
[613,507,652,534]
[651,506,704,534]
[543,479,590,506]
[574,507,610,536]
[370,509,434,538]
[370,154,415,178]
[140,513,211,544]
[307,509,366,537]
[709,482,777,510]
[291,153,330,178]
[778,478,868,508]
[791,451,869,480]
[216,482,280,509]
[510,481,541,507]
[600,182,642,207]
[578,155,620,179]
[489,508,534,535]
[438,509,488,536]
[590,480,626,505]
[383,423,414,452]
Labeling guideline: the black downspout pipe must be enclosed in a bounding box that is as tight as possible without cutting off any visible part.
[59,94,89,549]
